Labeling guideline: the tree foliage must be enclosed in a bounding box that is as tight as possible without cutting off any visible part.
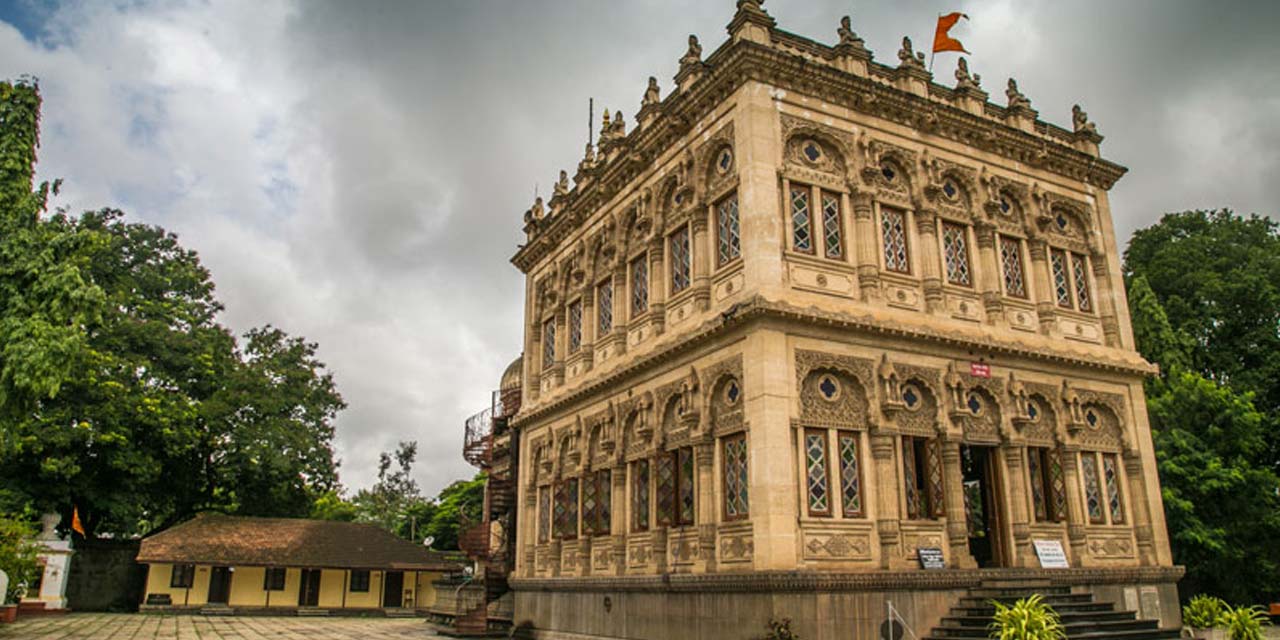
[0,515,41,604]
[0,78,344,536]
[1125,209,1280,605]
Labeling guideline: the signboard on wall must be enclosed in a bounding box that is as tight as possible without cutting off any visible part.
[970,362,991,378]
[917,547,945,570]
[1034,539,1069,568]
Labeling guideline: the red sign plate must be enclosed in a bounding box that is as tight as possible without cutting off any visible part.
[970,363,991,378]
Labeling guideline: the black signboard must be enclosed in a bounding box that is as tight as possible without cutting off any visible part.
[917,547,945,570]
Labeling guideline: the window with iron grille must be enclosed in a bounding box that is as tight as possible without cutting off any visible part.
[790,185,813,253]
[632,460,650,532]
[263,567,286,591]
[838,431,863,517]
[722,434,749,520]
[804,429,831,516]
[881,206,910,273]
[903,436,944,520]
[1027,447,1067,523]
[941,221,972,286]
[581,470,598,536]
[716,192,740,266]
[170,563,195,588]
[631,255,649,317]
[677,447,695,526]
[593,469,611,535]
[568,300,582,353]
[349,570,370,593]
[564,477,579,539]
[1051,249,1071,308]
[1102,453,1124,524]
[597,280,613,336]
[1081,453,1104,525]
[999,236,1026,297]
[542,318,556,368]
[1072,253,1092,312]
[670,226,691,294]
[538,485,550,543]
[821,191,843,259]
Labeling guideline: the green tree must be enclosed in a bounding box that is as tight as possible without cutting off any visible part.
[311,490,358,522]
[0,515,40,604]
[423,475,485,551]
[354,441,427,535]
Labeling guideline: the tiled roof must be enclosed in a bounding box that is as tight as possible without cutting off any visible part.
[137,514,463,571]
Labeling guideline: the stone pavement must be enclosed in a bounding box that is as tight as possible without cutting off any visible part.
[0,614,441,639]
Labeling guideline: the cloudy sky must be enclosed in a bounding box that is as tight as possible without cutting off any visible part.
[1,0,1276,496]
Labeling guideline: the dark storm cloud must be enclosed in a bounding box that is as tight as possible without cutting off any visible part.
[0,0,1275,494]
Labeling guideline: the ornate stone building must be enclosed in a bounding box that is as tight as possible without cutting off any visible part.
[492,2,1181,637]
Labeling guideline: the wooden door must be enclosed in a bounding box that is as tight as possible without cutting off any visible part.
[207,567,232,604]
[298,569,321,607]
[382,571,403,608]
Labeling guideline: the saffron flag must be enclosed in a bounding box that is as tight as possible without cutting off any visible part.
[71,507,85,536]
[933,12,969,54]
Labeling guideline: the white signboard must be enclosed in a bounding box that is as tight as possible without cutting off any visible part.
[1034,539,1069,568]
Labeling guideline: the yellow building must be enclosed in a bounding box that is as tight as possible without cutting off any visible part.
[136,514,460,614]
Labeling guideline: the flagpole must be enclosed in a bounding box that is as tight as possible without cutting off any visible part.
[928,13,940,73]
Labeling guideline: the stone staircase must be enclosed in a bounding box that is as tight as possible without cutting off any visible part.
[925,581,1180,640]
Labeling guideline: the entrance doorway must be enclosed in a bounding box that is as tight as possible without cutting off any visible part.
[382,571,404,608]
[207,567,232,604]
[298,569,322,607]
[961,445,1007,568]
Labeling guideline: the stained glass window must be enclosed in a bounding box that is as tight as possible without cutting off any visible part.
[678,447,696,526]
[1027,447,1066,524]
[596,469,612,535]
[881,207,910,273]
[821,191,842,259]
[538,486,550,543]
[1000,236,1026,297]
[597,280,613,336]
[631,255,649,316]
[669,226,691,294]
[564,477,579,539]
[1051,250,1071,309]
[838,432,863,517]
[925,438,945,518]
[582,470,598,536]
[903,436,943,520]
[717,192,741,266]
[1072,254,1092,312]
[723,434,749,520]
[1028,447,1048,522]
[1047,448,1068,522]
[902,437,922,519]
[1081,453,1104,524]
[1102,453,1124,524]
[568,300,582,354]
[552,481,567,539]
[805,430,830,516]
[542,319,556,368]
[942,222,972,286]
[656,453,675,527]
[791,185,813,253]
[632,460,650,532]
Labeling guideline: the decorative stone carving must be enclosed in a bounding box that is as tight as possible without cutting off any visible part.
[836,15,864,48]
[796,350,874,429]
[642,76,660,108]
[897,36,926,70]
[803,533,872,560]
[954,57,981,91]
[1006,78,1032,111]
[719,534,754,562]
[1072,104,1098,136]
[679,35,703,69]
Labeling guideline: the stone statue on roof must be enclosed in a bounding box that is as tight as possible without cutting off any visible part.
[554,170,569,198]
[643,77,660,108]
[1072,104,1099,136]
[680,35,703,67]
[837,16,863,47]
[955,57,981,90]
[1006,78,1032,110]
[897,36,925,69]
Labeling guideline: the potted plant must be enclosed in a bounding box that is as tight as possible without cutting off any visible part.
[987,594,1066,640]
[0,516,41,623]
[1183,595,1228,639]
[1221,605,1271,640]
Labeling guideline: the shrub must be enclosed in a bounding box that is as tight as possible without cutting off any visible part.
[1183,594,1229,629]
[1222,605,1270,640]
[987,594,1066,640]
[0,515,41,604]
[760,617,800,640]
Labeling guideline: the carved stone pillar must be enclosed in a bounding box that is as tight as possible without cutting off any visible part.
[973,221,1004,323]
[1027,239,1057,336]
[692,207,712,311]
[578,535,593,575]
[914,207,944,313]
[1090,254,1123,347]
[548,539,562,576]
[695,441,717,573]
[850,190,881,302]
[1058,445,1088,565]
[552,310,566,385]
[1000,445,1034,566]
[940,436,976,568]
[612,465,628,575]
[870,433,904,569]
[1123,450,1157,565]
[612,268,628,353]
[648,239,666,335]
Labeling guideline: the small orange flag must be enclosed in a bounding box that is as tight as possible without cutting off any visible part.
[71,507,86,536]
[933,12,969,54]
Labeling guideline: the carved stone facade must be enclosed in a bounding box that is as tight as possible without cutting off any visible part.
[504,3,1177,638]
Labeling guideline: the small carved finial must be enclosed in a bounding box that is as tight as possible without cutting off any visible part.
[681,34,703,67]
[1006,78,1032,110]
[955,57,981,90]
[736,0,765,11]
[1072,104,1098,136]
[837,15,863,47]
[642,76,661,108]
[897,36,925,69]
[554,170,569,197]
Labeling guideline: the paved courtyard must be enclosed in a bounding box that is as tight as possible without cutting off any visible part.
[0,614,441,639]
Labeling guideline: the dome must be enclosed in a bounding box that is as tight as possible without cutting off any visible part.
[500,355,523,391]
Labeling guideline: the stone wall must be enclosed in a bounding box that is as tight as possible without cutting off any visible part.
[65,539,144,612]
